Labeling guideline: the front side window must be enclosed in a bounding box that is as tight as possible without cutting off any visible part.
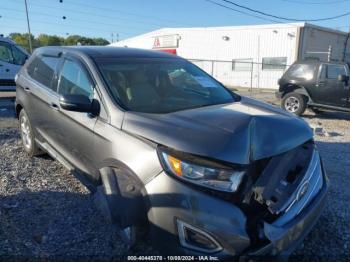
[0,41,13,63]
[262,57,287,70]
[326,64,347,79]
[58,59,94,98]
[96,58,235,113]
[11,45,28,65]
[29,55,60,90]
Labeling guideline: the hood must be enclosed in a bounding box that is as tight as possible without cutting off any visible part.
[122,96,313,165]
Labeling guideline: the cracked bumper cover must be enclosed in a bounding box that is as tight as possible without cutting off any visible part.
[145,153,328,257]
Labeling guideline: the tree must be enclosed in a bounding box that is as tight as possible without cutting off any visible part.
[8,32,110,51]
[92,37,110,46]
[37,34,64,46]
[64,35,83,46]
[9,33,37,51]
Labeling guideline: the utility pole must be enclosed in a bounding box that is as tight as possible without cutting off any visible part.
[24,0,33,53]
[343,30,350,62]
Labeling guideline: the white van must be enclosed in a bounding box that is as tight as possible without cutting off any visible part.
[0,36,29,91]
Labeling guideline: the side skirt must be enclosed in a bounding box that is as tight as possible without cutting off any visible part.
[35,138,97,192]
[308,102,350,112]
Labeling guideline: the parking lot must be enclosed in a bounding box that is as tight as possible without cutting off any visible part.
[1,90,350,259]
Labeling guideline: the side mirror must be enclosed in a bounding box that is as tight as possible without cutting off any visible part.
[22,56,29,65]
[59,94,93,113]
[337,74,349,83]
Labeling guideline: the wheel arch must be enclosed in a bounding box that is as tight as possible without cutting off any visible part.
[281,84,312,103]
[15,103,23,119]
[95,161,149,228]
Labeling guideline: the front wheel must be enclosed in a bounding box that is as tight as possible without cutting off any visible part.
[281,92,307,116]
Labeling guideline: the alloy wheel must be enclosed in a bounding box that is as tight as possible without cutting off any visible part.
[285,96,300,113]
[20,115,32,150]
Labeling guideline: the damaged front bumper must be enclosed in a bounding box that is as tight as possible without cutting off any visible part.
[145,149,328,258]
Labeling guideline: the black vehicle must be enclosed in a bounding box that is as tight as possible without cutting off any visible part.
[15,46,328,258]
[276,60,350,115]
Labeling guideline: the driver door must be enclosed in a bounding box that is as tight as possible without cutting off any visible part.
[49,56,99,176]
[317,64,349,107]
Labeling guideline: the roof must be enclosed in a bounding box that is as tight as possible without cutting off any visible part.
[37,46,179,59]
[0,36,17,45]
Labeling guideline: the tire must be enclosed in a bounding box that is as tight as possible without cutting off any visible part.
[19,109,42,157]
[281,92,307,116]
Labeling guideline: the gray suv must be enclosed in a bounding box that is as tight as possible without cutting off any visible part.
[15,46,328,258]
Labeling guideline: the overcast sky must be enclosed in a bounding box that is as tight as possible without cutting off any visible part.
[1,0,350,41]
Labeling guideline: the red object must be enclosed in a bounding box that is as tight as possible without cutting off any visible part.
[154,37,160,48]
[156,49,177,55]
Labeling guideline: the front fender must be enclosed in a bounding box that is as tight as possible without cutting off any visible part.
[96,166,148,227]
[281,84,313,103]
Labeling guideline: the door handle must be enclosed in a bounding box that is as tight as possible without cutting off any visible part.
[50,103,60,111]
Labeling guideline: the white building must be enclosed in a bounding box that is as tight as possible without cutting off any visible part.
[110,23,350,89]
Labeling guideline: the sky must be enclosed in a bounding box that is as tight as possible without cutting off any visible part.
[1,0,350,42]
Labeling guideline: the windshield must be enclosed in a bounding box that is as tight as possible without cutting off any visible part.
[96,58,235,113]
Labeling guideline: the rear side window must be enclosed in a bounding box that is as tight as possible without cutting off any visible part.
[57,59,94,99]
[27,55,60,91]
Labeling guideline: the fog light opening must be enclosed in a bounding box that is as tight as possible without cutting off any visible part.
[177,220,222,253]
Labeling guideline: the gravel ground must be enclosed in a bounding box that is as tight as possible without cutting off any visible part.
[0,99,154,259]
[1,92,350,260]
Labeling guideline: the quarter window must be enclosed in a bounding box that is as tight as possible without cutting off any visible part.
[0,42,13,63]
[262,57,287,70]
[58,59,94,98]
[28,55,60,91]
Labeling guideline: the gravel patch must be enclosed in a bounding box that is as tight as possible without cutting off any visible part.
[0,106,155,258]
[1,94,350,259]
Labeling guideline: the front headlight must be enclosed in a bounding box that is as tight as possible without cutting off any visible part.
[159,149,245,193]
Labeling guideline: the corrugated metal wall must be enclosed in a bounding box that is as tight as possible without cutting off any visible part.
[111,23,348,89]
[301,25,349,62]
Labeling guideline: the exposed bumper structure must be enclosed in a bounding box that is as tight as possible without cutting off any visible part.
[145,150,328,257]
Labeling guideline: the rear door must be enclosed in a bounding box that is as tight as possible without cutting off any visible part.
[23,53,62,145]
[316,63,349,106]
